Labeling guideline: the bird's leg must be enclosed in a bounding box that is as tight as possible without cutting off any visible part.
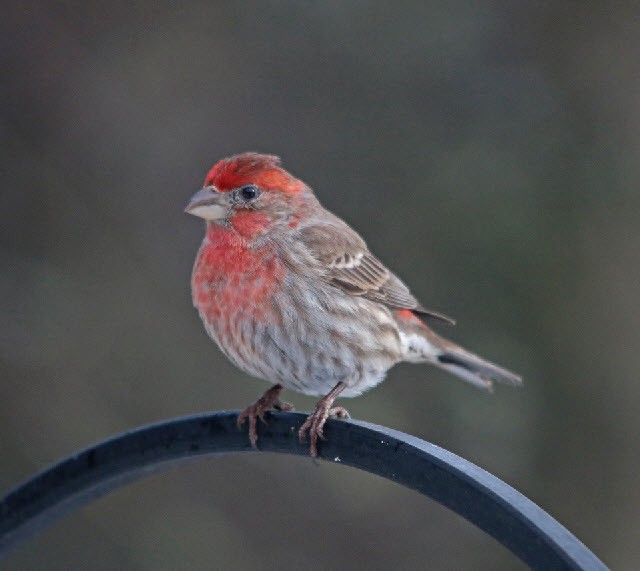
[237,384,293,449]
[299,382,350,457]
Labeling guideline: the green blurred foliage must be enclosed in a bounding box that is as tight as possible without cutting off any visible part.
[2,2,639,569]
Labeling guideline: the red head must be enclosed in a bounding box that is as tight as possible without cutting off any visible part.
[204,153,304,194]
[185,153,315,238]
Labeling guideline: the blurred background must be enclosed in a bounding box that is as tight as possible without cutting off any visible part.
[2,2,639,569]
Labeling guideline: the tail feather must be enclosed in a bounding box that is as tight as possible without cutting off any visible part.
[396,310,522,391]
[436,347,522,391]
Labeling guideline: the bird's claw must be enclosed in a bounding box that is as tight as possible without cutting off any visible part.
[237,384,293,449]
[299,405,350,457]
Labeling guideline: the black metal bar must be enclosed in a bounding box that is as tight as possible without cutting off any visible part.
[0,411,607,570]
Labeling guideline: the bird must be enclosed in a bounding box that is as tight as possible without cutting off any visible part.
[185,153,521,456]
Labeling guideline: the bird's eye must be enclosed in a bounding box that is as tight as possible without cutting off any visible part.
[239,184,260,201]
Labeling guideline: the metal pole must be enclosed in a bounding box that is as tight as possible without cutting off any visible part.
[0,411,608,570]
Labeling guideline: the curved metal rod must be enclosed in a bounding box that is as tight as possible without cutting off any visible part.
[0,411,606,570]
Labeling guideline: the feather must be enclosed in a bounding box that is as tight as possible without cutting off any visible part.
[298,214,454,324]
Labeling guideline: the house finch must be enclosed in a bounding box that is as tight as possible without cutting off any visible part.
[186,153,521,456]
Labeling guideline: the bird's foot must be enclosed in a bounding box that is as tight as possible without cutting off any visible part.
[299,382,349,457]
[237,384,293,449]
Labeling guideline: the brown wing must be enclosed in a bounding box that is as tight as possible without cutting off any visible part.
[299,218,455,325]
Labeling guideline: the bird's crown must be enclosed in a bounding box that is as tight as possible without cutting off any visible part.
[204,153,304,193]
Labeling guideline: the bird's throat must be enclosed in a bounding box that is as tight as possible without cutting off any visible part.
[192,225,284,323]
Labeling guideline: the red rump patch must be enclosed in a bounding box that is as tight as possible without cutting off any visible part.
[396,308,426,326]
[205,153,304,193]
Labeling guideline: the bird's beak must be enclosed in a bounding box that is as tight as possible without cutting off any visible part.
[184,186,231,221]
